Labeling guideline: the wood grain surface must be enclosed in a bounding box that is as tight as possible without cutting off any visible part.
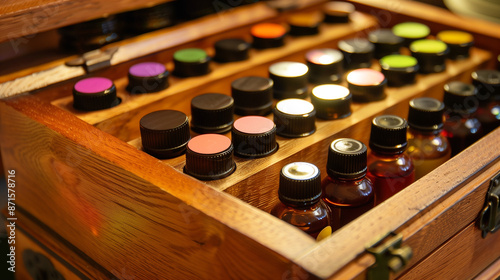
[0,96,318,279]
[0,0,173,43]
[399,221,500,280]
[2,1,500,279]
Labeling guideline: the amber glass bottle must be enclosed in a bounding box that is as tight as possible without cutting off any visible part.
[271,162,332,238]
[367,115,415,205]
[407,98,451,180]
[442,81,483,156]
[321,138,374,231]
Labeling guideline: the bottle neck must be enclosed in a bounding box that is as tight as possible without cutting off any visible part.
[408,127,442,136]
[327,171,367,181]
[281,198,320,209]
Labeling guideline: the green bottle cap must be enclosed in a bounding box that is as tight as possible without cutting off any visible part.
[410,39,448,54]
[380,54,418,69]
[392,22,430,39]
[173,48,208,63]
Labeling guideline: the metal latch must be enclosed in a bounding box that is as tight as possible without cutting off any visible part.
[366,232,413,280]
[479,171,500,238]
[65,47,118,73]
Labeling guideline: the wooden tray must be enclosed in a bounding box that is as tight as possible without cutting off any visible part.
[1,1,500,279]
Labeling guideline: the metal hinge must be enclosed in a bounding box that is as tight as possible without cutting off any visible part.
[366,232,413,280]
[65,47,118,73]
[479,171,500,238]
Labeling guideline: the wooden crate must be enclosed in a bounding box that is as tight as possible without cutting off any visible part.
[1,1,500,279]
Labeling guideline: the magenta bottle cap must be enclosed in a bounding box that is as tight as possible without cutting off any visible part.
[185,134,236,180]
[346,69,387,102]
[127,62,169,93]
[232,116,278,158]
[73,77,120,111]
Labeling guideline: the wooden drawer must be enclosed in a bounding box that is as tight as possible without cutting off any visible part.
[1,1,500,279]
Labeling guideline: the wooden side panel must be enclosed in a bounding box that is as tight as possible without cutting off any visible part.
[399,223,500,280]
[474,258,500,280]
[15,226,90,280]
[0,96,317,280]
[0,0,173,43]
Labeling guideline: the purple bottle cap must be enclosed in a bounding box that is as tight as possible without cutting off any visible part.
[127,62,169,93]
[129,62,166,77]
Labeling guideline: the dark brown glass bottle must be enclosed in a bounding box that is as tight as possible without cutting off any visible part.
[442,81,483,156]
[321,138,374,231]
[471,70,500,135]
[271,162,332,239]
[406,98,451,180]
[367,115,415,205]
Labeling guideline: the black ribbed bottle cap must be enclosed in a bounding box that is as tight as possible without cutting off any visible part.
[213,38,251,63]
[327,138,367,179]
[443,81,478,115]
[368,29,404,59]
[231,76,274,116]
[127,62,169,94]
[323,1,355,23]
[346,68,387,102]
[269,61,309,99]
[273,99,316,138]
[251,23,287,49]
[173,48,211,77]
[140,110,191,159]
[472,70,500,102]
[408,97,445,131]
[232,116,278,158]
[305,48,344,84]
[190,93,234,134]
[369,115,408,153]
[409,39,449,74]
[338,38,374,70]
[184,134,236,180]
[287,12,322,36]
[73,77,120,111]
[310,84,352,120]
[279,162,322,206]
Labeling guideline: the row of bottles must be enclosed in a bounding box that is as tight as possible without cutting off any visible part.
[271,78,500,238]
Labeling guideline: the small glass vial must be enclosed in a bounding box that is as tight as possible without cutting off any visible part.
[471,70,500,135]
[271,162,332,238]
[367,115,415,205]
[406,98,451,180]
[321,138,374,231]
[442,81,483,156]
